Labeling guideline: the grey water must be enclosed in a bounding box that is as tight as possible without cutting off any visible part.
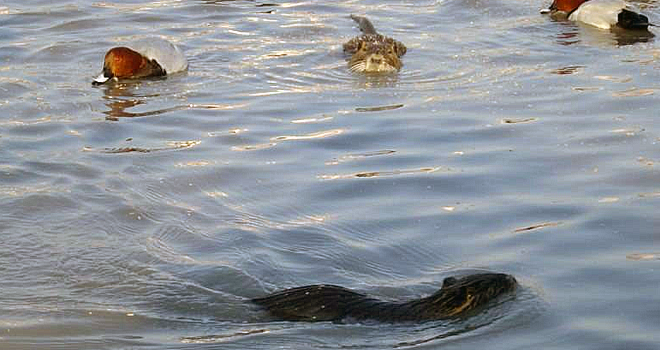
[1,0,660,349]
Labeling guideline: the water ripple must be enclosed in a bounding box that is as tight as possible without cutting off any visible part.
[271,128,344,141]
[318,166,441,180]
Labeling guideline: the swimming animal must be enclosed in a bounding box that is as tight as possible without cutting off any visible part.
[343,15,407,74]
[543,0,652,30]
[93,38,188,85]
[252,273,517,322]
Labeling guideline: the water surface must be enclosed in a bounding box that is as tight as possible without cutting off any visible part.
[1,0,660,349]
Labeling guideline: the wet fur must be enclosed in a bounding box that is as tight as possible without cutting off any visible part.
[343,15,407,73]
[252,273,517,322]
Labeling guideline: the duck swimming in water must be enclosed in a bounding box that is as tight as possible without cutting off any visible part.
[93,38,188,85]
[543,0,652,30]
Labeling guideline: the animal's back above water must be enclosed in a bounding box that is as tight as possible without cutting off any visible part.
[343,15,407,73]
[252,273,517,323]
[127,38,188,74]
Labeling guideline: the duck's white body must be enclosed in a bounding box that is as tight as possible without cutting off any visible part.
[568,0,628,29]
[127,38,188,74]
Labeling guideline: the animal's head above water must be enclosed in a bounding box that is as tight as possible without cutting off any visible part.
[424,273,517,318]
[93,47,165,85]
[346,34,407,74]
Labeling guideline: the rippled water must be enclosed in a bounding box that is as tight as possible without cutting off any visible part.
[2,0,660,349]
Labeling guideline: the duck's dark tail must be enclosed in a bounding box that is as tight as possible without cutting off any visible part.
[350,14,378,35]
[617,9,650,30]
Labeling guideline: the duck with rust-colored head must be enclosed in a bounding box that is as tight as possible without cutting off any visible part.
[93,38,188,85]
[544,0,652,30]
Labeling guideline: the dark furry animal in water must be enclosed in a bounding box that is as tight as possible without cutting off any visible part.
[252,273,517,322]
[343,15,407,74]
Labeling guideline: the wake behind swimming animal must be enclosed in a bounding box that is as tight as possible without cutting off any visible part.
[343,15,407,74]
[252,273,517,322]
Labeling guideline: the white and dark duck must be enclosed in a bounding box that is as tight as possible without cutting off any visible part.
[343,15,407,74]
[542,0,653,30]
